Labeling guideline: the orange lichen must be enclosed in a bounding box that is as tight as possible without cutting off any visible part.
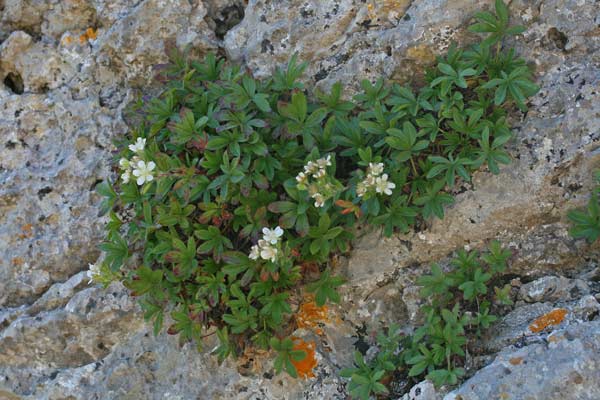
[85,27,97,40]
[529,308,568,333]
[291,338,317,379]
[62,35,73,45]
[18,224,34,239]
[296,296,329,336]
[78,28,98,44]
[11,257,24,266]
[509,357,523,365]
[548,333,565,343]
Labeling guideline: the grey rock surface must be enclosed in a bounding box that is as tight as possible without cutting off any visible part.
[446,320,600,400]
[0,0,599,399]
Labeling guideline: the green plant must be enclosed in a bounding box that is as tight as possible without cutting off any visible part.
[340,325,403,399]
[96,0,536,381]
[568,170,600,243]
[342,242,514,398]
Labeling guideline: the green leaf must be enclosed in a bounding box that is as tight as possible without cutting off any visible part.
[306,269,344,306]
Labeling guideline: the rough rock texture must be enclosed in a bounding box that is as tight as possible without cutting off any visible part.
[446,320,600,400]
[1,0,599,399]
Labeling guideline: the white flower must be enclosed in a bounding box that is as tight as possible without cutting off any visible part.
[132,160,156,186]
[356,182,367,197]
[316,155,332,169]
[260,245,278,262]
[121,170,131,184]
[368,162,384,176]
[296,172,308,185]
[314,168,326,179]
[375,173,395,196]
[364,174,376,187]
[262,226,284,244]
[119,158,130,170]
[304,161,317,175]
[312,193,325,207]
[87,263,100,284]
[128,137,146,154]
[249,245,260,260]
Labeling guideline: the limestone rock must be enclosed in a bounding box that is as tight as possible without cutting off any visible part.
[446,320,600,400]
[518,275,591,303]
[1,0,600,399]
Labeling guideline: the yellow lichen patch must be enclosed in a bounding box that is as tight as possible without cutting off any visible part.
[62,35,73,46]
[406,44,436,64]
[296,296,329,336]
[291,338,317,379]
[381,0,411,15]
[367,0,411,22]
[529,308,568,333]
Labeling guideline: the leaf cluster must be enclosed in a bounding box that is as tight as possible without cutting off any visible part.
[342,241,514,398]
[568,170,600,243]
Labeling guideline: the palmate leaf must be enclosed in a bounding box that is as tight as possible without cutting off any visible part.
[126,265,163,298]
[340,352,388,400]
[170,305,203,345]
[372,201,418,237]
[272,52,307,91]
[386,121,429,162]
[418,263,455,297]
[170,109,209,144]
[427,154,471,187]
[270,337,306,378]
[259,292,291,325]
[482,67,539,111]
[306,269,344,306]
[212,327,235,364]
[472,127,512,174]
[468,0,525,48]
[99,232,129,271]
[413,180,455,220]
[568,193,600,242]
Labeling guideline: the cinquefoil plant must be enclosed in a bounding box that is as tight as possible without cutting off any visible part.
[96,0,537,378]
[568,170,600,243]
[342,241,514,399]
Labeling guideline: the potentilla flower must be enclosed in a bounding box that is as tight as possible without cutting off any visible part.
[368,162,384,176]
[304,161,317,175]
[262,226,284,244]
[119,158,130,170]
[121,170,131,184]
[296,172,308,185]
[132,160,156,186]
[260,245,278,262]
[316,155,332,169]
[313,168,326,179]
[312,193,325,207]
[87,263,100,284]
[356,182,367,197]
[128,137,146,154]
[249,245,260,260]
[375,173,395,195]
